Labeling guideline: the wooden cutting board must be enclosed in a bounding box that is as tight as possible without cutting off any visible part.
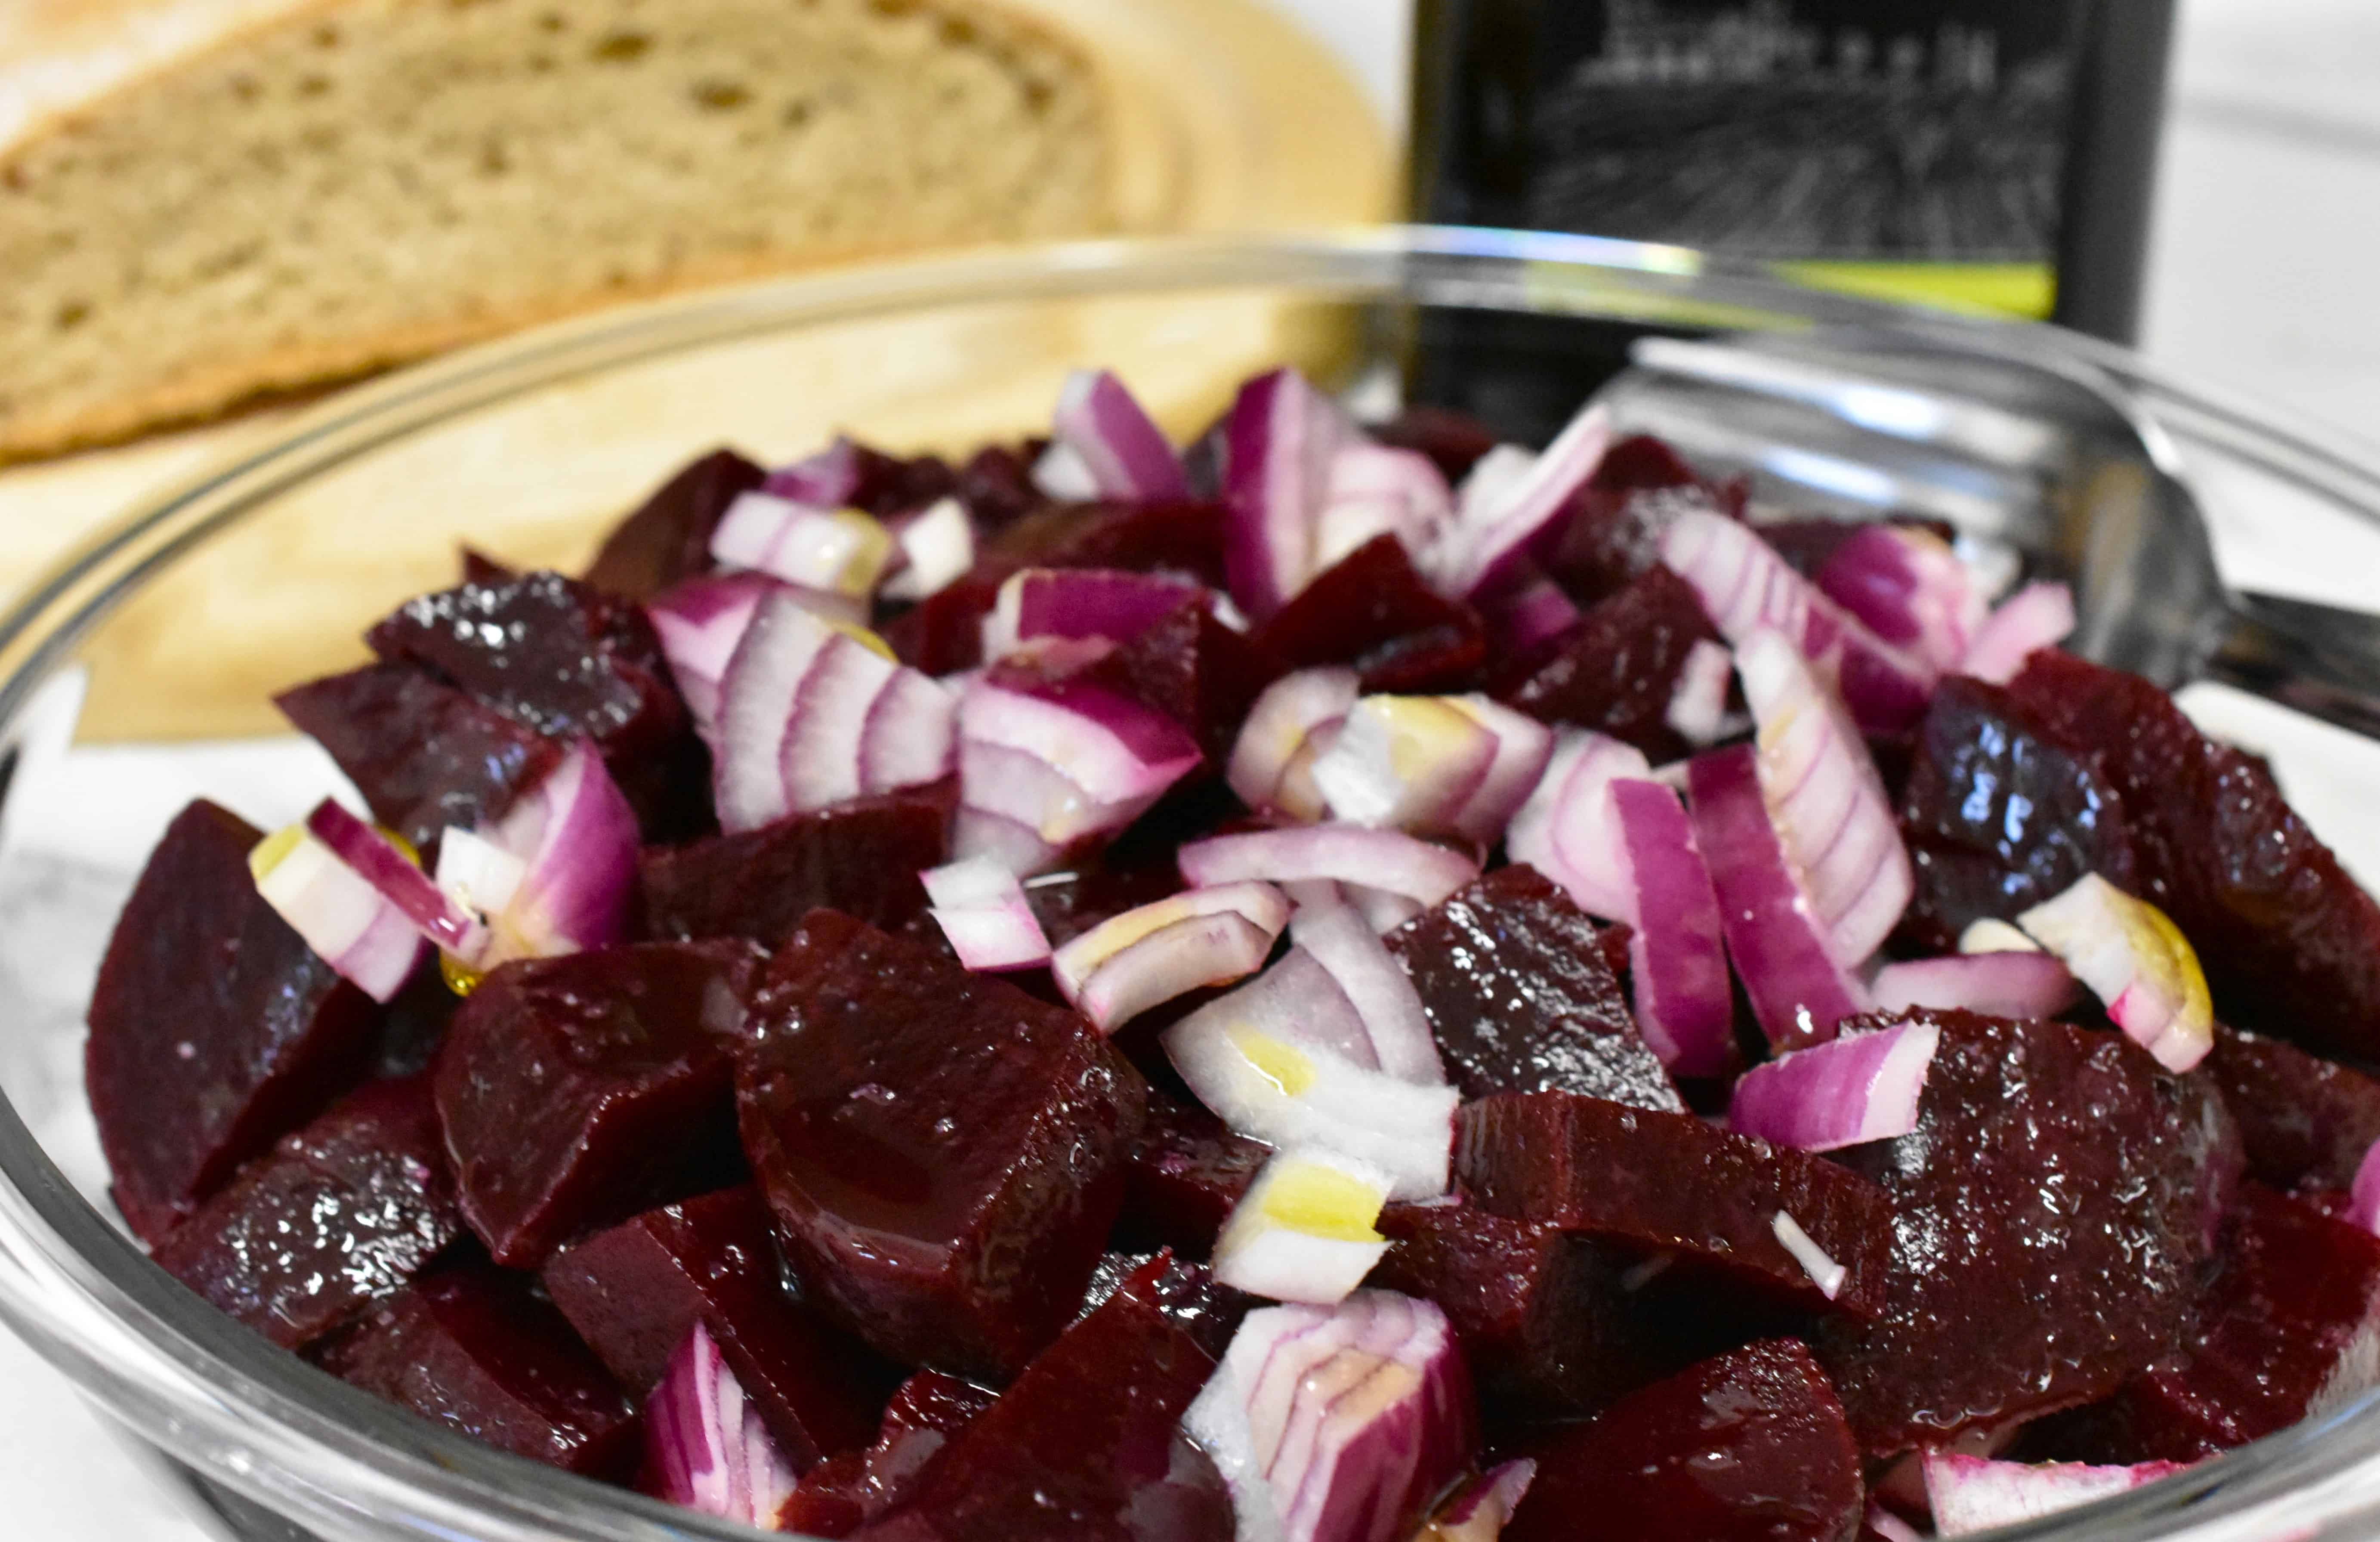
[0,0,1394,739]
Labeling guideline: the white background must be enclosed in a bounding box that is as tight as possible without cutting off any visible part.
[5,0,2380,1534]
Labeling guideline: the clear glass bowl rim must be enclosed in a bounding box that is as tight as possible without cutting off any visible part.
[0,225,2376,1542]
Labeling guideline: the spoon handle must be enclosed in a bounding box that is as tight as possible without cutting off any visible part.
[2202,591,2380,742]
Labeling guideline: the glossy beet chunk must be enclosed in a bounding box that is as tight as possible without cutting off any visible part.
[2206,1024,2380,1190]
[1896,676,2139,953]
[277,663,563,850]
[434,939,764,1265]
[1506,1338,1863,1542]
[955,442,1046,536]
[1077,596,1284,761]
[1458,1091,1890,1319]
[1369,1201,1657,1421]
[991,499,1231,590]
[2010,650,2380,1060]
[783,1371,1000,1538]
[2028,1184,2380,1463]
[1387,866,1682,1110]
[582,448,766,600]
[1539,434,1722,604]
[852,1255,1232,1542]
[737,910,1145,1380]
[88,800,378,1242]
[1120,1094,1270,1257]
[639,787,948,944]
[1814,1010,2238,1453]
[1486,566,1722,763]
[1250,534,1486,693]
[152,1076,460,1350]
[315,1267,639,1477]
[541,1185,885,1467]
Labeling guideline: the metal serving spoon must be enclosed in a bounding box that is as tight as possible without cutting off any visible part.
[1592,329,2380,739]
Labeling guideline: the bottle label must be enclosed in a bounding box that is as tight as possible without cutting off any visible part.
[1518,1,2079,315]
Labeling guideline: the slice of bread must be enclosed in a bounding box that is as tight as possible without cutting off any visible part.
[0,0,1113,462]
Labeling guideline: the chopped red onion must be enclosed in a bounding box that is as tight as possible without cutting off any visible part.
[248,817,427,1002]
[1050,882,1291,1032]
[762,436,863,507]
[880,496,976,603]
[1662,637,1738,749]
[1771,1210,1847,1299]
[710,491,893,597]
[1736,627,1912,968]
[1453,444,1537,526]
[1229,667,1361,818]
[1485,572,1582,655]
[1659,506,1935,733]
[646,572,777,736]
[1505,730,1650,921]
[1314,443,1455,571]
[643,1320,798,1529]
[1961,580,2077,685]
[1212,1147,1394,1305]
[1958,918,2044,955]
[713,592,842,832]
[1815,524,1987,674]
[1869,952,2079,1020]
[1442,697,1555,844]
[982,567,1201,659]
[304,800,487,958]
[1312,696,1498,834]
[1685,744,1869,1046]
[1431,402,1612,599]
[1609,778,1735,1078]
[856,668,958,798]
[1290,902,1446,1085]
[1864,1503,1924,1542]
[922,858,1051,972]
[1223,368,1361,618]
[956,679,1201,866]
[1051,368,1188,502]
[2348,1141,2380,1236]
[1184,1291,1477,1542]
[1923,1452,2190,1537]
[472,738,638,965]
[1179,825,1480,912]
[1192,948,1383,1071]
[1418,1462,1537,1542]
[1031,439,1102,501]
[950,804,1059,877]
[2016,873,2213,1072]
[781,632,900,813]
[1728,1018,1939,1151]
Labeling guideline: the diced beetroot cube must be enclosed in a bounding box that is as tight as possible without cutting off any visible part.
[1896,676,2139,954]
[1371,404,1501,483]
[152,1075,461,1350]
[1369,1201,1657,1421]
[1457,1091,1890,1319]
[582,448,766,600]
[315,1267,639,1477]
[277,663,564,850]
[87,800,379,1243]
[1075,1250,1248,1358]
[2031,1185,2380,1463]
[1538,434,1719,604]
[1249,534,1487,693]
[782,1371,1000,1538]
[2207,1024,2380,1190]
[1485,566,1722,763]
[843,444,960,520]
[2010,650,2380,1061]
[955,443,1046,536]
[459,547,518,585]
[1506,1339,1863,1542]
[1387,866,1682,1110]
[991,499,1231,590]
[1076,596,1285,761]
[541,1184,885,1467]
[639,787,948,944]
[1813,1010,2238,1454]
[882,564,1016,676]
[851,1255,1232,1542]
[1121,1094,1270,1257]
[372,958,461,1078]
[434,939,765,1265]
[738,910,1146,1380]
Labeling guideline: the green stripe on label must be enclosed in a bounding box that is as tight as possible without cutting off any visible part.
[1775,261,2056,319]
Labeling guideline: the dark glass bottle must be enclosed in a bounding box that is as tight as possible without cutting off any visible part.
[1408,0,2176,433]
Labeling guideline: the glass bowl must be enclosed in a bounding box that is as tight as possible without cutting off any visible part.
[0,227,2378,1542]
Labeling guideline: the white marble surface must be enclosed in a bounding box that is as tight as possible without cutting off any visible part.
[6,0,2380,1536]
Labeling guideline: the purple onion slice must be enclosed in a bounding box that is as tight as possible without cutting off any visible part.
[1729,1018,1940,1152]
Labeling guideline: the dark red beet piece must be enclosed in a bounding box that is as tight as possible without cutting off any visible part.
[1895,676,2139,953]
[1368,1201,1658,1421]
[1120,1094,1269,1258]
[1458,1092,1890,1320]
[1371,404,1501,483]
[1506,1339,1863,1542]
[842,444,960,520]
[374,957,462,1078]
[277,662,564,850]
[152,1075,461,1350]
[882,565,1016,676]
[541,1184,884,1467]
[954,443,1046,536]
[638,787,947,944]
[1250,534,1487,694]
[2010,650,2380,1062]
[1077,596,1285,762]
[1485,566,1722,763]
[782,1371,1000,1538]
[2029,1184,2380,1463]
[1538,434,1718,604]
[990,499,1232,590]
[737,910,1145,1381]
[581,448,766,600]
[852,1255,1232,1542]
[1386,865,1683,1110]
[315,1267,639,1477]
[1075,1250,1248,1360]
[2206,1024,2380,1190]
[458,546,518,586]
[1813,1009,2238,1454]
[433,939,765,1266]
[87,800,378,1243]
